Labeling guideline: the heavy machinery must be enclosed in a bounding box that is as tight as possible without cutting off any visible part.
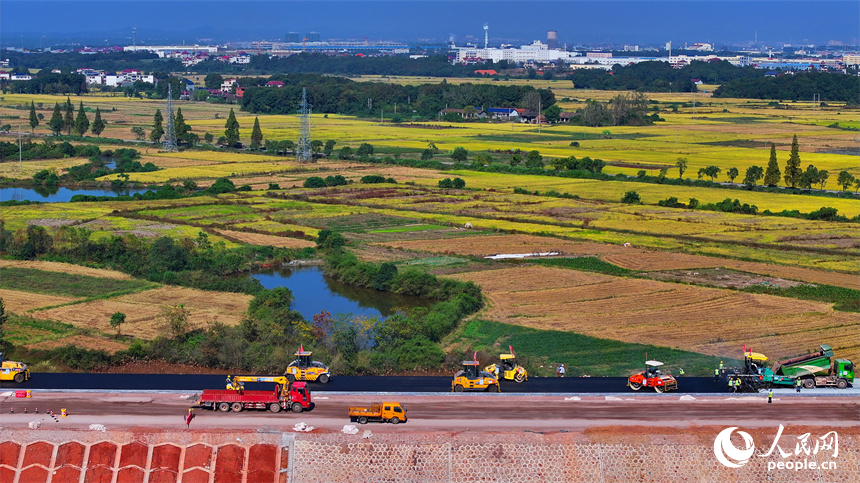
[627,361,678,393]
[195,375,313,413]
[773,344,854,389]
[724,349,794,392]
[0,352,30,383]
[452,360,500,392]
[485,347,528,383]
[349,402,407,424]
[285,347,331,384]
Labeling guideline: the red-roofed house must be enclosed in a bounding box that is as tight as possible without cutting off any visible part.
[265,81,285,88]
[474,69,498,75]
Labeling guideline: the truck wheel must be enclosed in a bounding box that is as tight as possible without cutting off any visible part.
[231,402,243,412]
[317,374,330,384]
[488,384,500,393]
[654,385,664,393]
[390,417,400,425]
[286,374,296,383]
[453,384,464,393]
[514,373,525,383]
[629,382,642,391]
[358,416,368,424]
[836,379,848,389]
[13,373,25,383]
[803,378,815,389]
[291,402,304,414]
[269,403,281,413]
[218,402,231,412]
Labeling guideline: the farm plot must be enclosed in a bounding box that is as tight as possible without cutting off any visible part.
[449,265,860,363]
[376,234,859,289]
[0,267,154,299]
[0,289,79,313]
[0,259,132,280]
[211,229,315,248]
[26,335,130,354]
[30,286,253,339]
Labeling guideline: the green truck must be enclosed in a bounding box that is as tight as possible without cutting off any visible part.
[773,344,854,389]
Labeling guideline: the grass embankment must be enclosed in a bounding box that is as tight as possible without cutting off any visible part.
[0,267,156,299]
[451,319,736,377]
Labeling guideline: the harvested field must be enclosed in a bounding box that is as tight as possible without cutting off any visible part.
[449,265,860,363]
[31,286,252,339]
[26,335,130,354]
[377,234,859,288]
[212,229,315,248]
[0,259,132,280]
[645,268,805,289]
[0,289,78,312]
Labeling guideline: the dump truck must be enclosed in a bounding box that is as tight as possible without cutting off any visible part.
[195,375,313,413]
[773,344,854,389]
[0,352,30,384]
[485,347,528,383]
[285,347,331,384]
[452,360,500,392]
[348,402,407,424]
[627,360,678,393]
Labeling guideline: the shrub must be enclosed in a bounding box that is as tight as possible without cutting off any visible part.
[621,190,641,204]
[360,175,387,184]
[452,177,466,189]
[303,176,327,188]
[438,178,454,189]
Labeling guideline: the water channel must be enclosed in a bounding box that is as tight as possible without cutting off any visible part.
[0,186,148,203]
[249,265,428,321]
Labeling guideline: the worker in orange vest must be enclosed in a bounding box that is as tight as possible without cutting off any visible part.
[185,408,195,428]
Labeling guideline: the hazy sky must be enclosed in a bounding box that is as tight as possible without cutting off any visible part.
[2,0,858,46]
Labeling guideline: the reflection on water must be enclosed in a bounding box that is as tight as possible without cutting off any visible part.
[252,265,428,320]
[0,186,148,203]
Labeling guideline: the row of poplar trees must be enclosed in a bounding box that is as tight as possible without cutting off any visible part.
[30,97,106,137]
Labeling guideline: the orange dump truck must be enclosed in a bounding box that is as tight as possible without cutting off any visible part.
[348,402,407,424]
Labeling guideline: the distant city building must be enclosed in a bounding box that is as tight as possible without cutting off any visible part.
[123,45,219,57]
[286,32,300,43]
[306,32,321,42]
[689,42,713,51]
[843,54,860,65]
[452,40,581,64]
[546,31,558,50]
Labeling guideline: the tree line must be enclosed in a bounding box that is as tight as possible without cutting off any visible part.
[713,71,860,103]
[566,60,761,92]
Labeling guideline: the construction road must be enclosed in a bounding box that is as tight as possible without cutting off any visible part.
[2,392,858,432]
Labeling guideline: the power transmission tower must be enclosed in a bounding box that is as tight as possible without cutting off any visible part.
[296,87,312,162]
[163,83,178,152]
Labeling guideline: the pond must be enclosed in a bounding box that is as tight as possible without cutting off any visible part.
[250,265,429,321]
[0,186,148,203]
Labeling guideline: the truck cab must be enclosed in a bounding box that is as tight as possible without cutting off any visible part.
[349,402,407,424]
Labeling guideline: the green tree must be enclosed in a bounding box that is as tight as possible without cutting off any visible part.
[250,116,263,149]
[0,297,7,344]
[702,165,721,181]
[763,143,781,186]
[783,134,802,187]
[90,107,106,136]
[224,108,240,147]
[311,139,323,154]
[452,177,466,189]
[356,143,374,158]
[621,190,641,204]
[303,176,327,188]
[150,109,164,143]
[727,167,739,184]
[63,97,74,135]
[204,73,223,89]
[451,146,468,162]
[543,104,562,123]
[174,107,190,139]
[837,170,855,191]
[525,150,544,168]
[675,157,688,178]
[338,146,353,159]
[109,312,126,338]
[743,165,764,187]
[324,140,337,156]
[131,126,146,140]
[438,178,454,188]
[420,149,434,160]
[817,170,829,190]
[797,165,819,190]
[48,103,64,135]
[510,154,522,166]
[159,304,190,339]
[28,101,38,132]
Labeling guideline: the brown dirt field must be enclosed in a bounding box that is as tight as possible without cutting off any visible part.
[449,265,860,363]
[0,259,133,280]
[26,335,130,354]
[211,229,315,248]
[31,286,252,339]
[376,234,859,288]
[0,289,79,312]
[645,268,805,289]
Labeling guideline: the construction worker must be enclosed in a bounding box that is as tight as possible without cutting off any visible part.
[557,364,566,377]
[796,378,802,393]
[225,375,233,389]
[185,408,195,428]
[768,389,773,404]
[714,367,720,382]
[678,368,685,377]
[719,361,724,370]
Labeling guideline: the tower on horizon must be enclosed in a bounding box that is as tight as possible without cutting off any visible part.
[547,30,558,50]
[483,23,489,49]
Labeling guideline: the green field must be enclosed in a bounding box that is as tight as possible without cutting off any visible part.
[0,267,155,298]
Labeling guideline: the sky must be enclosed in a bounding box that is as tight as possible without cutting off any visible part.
[1,0,858,47]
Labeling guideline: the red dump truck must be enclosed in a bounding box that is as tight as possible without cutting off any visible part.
[195,376,313,413]
[348,402,407,424]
